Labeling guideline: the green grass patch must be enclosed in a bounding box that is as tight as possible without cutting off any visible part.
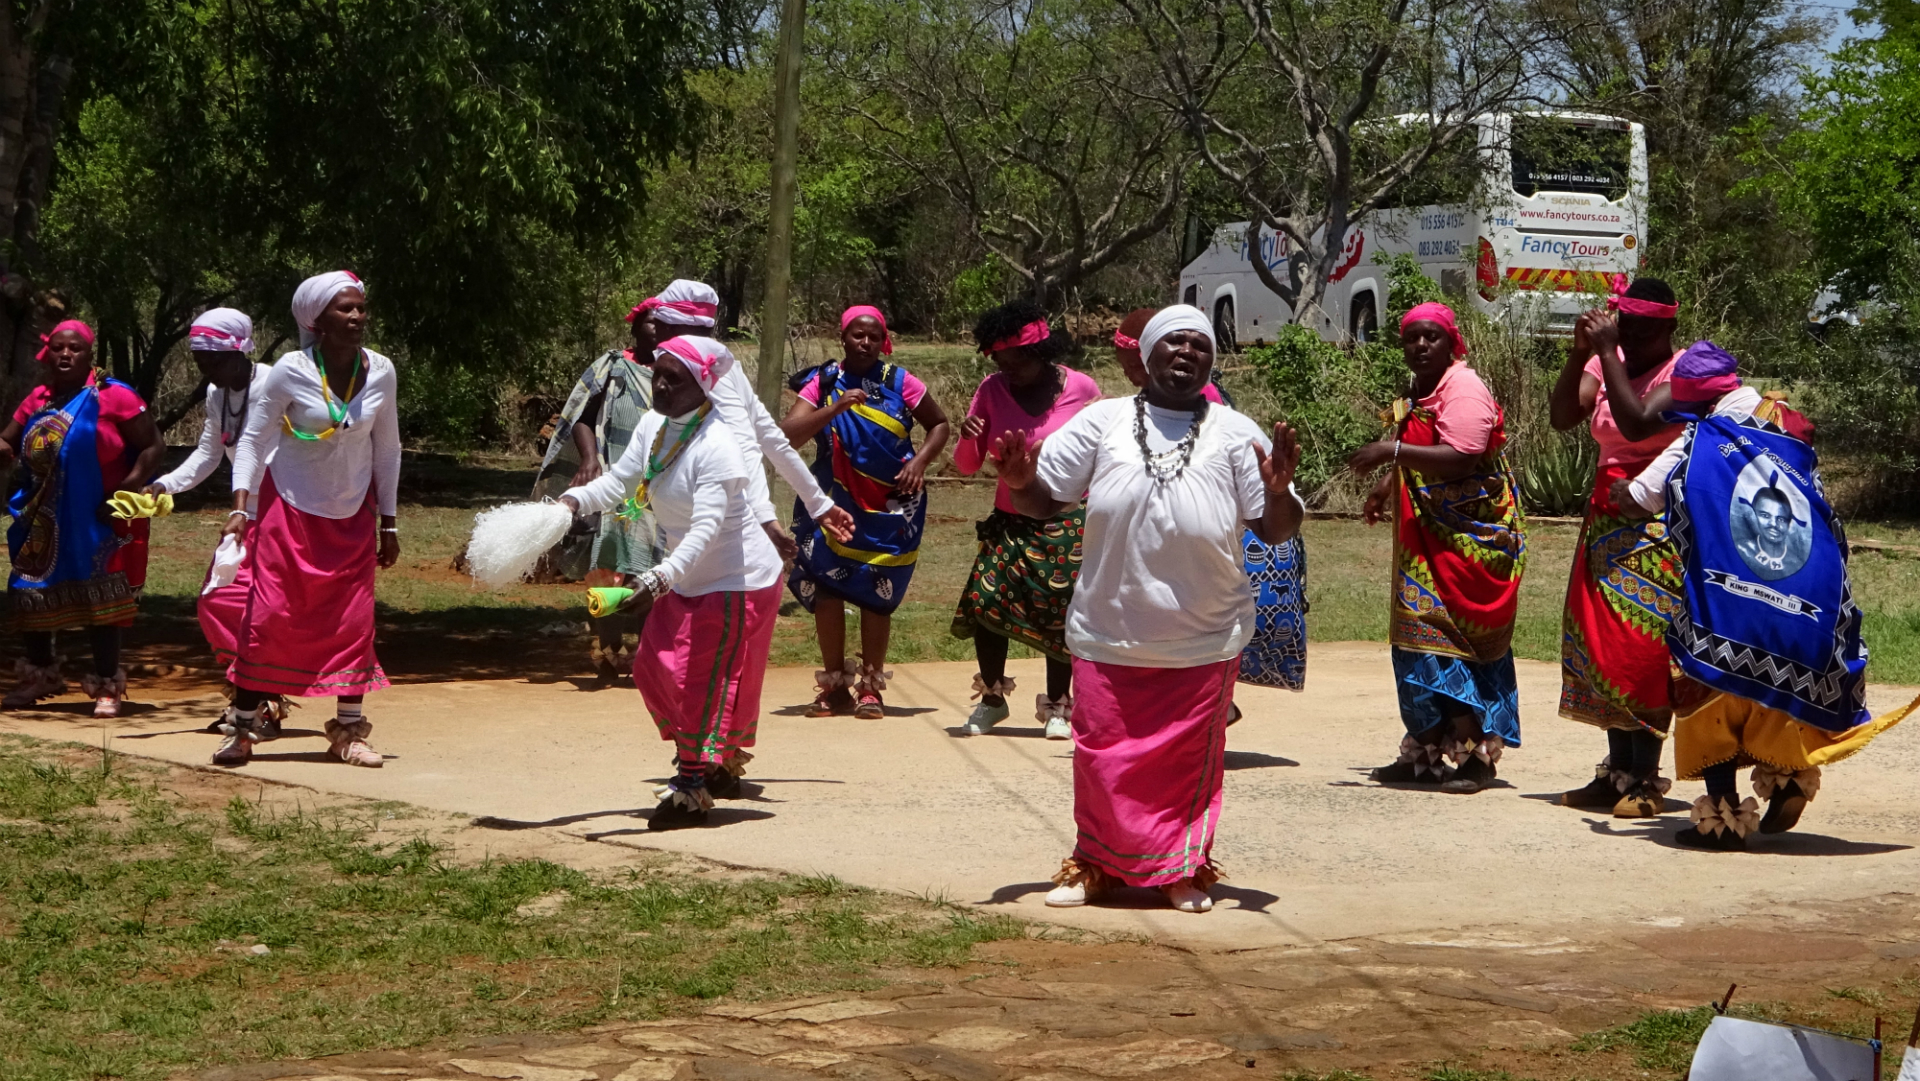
[0,735,1025,1081]
[1570,1006,1716,1073]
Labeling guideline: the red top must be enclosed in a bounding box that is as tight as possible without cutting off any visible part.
[13,374,149,491]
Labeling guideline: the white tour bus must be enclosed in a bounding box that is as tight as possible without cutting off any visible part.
[1177,111,1650,347]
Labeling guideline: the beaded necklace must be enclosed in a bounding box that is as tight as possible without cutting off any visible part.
[219,378,251,447]
[619,404,712,520]
[1133,394,1208,484]
[282,348,363,442]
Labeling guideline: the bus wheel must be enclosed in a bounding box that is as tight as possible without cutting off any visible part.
[1350,294,1379,343]
[1213,297,1238,354]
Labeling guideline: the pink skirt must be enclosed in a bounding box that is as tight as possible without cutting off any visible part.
[198,553,250,665]
[1070,656,1236,887]
[227,472,389,697]
[633,584,780,764]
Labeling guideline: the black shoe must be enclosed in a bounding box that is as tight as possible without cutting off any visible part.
[256,705,283,742]
[1560,773,1621,809]
[1759,781,1808,835]
[1676,826,1747,851]
[1370,759,1442,785]
[704,766,742,800]
[1440,754,1495,794]
[647,795,708,831]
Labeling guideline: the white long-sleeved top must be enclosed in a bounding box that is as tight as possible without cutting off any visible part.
[230,349,402,519]
[154,363,272,512]
[562,409,781,596]
[708,363,835,524]
[1626,386,1762,513]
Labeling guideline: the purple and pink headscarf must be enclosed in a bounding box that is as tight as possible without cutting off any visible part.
[841,304,893,354]
[1669,340,1740,406]
[1401,301,1468,358]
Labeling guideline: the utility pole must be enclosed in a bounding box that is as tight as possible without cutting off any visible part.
[756,0,806,413]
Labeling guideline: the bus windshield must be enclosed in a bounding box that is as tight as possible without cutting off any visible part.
[1510,117,1631,200]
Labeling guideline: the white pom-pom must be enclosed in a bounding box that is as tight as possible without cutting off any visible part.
[467,501,575,589]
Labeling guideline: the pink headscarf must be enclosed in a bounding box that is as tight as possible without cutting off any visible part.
[625,297,662,325]
[36,319,95,362]
[656,335,734,394]
[840,304,893,354]
[1400,302,1467,358]
[1607,275,1679,319]
[650,280,720,327]
[981,319,1050,355]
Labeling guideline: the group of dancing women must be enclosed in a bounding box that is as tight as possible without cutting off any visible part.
[3,269,1908,915]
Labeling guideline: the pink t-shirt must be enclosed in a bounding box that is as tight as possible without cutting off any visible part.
[1416,361,1499,455]
[797,366,926,408]
[955,367,1103,512]
[1201,383,1225,404]
[1583,351,1681,468]
[13,375,148,491]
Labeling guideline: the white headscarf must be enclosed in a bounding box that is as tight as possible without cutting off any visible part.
[656,335,735,394]
[189,307,255,354]
[1138,304,1215,364]
[291,270,366,348]
[651,279,720,328]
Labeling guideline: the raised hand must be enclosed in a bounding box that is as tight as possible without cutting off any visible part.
[989,429,1041,490]
[1255,421,1302,494]
[834,388,870,413]
[961,413,988,440]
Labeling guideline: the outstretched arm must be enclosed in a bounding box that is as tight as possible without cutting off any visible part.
[1247,421,1305,545]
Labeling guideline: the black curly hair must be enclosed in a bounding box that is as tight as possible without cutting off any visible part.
[1624,276,1677,309]
[972,299,1074,362]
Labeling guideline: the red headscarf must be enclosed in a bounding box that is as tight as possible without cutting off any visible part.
[840,304,893,354]
[625,297,662,325]
[981,320,1050,355]
[36,319,95,362]
[1400,302,1467,358]
[1607,275,1679,319]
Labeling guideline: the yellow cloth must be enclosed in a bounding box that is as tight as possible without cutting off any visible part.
[587,586,636,618]
[1673,690,1917,779]
[107,490,173,520]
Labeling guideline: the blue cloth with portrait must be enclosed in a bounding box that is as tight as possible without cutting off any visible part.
[788,362,925,617]
[1664,412,1868,732]
[7,384,117,591]
[1238,531,1308,689]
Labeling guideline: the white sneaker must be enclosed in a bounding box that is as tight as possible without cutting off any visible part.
[1163,882,1213,913]
[1044,716,1071,740]
[1044,882,1088,907]
[964,699,1010,735]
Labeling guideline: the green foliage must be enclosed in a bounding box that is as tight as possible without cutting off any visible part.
[1377,251,1448,330]
[1518,433,1599,516]
[1571,1005,1716,1072]
[1245,324,1404,495]
[41,0,703,441]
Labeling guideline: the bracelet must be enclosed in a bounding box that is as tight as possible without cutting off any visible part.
[636,570,670,599]
[379,527,398,535]
[1392,438,1402,465]
[227,509,253,521]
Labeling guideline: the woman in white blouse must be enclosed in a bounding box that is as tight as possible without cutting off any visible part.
[995,305,1302,913]
[561,335,784,832]
[213,272,401,769]
[143,308,281,730]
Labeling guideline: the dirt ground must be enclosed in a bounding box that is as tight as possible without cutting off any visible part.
[136,751,1920,1081]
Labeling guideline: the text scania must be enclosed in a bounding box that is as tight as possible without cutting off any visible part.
[1519,236,1614,259]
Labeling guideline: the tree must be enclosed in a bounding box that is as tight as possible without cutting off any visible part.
[816,0,1189,309]
[1527,0,1828,339]
[1116,0,1548,330]
[39,0,704,438]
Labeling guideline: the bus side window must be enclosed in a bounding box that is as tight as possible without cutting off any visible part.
[1183,285,1198,306]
